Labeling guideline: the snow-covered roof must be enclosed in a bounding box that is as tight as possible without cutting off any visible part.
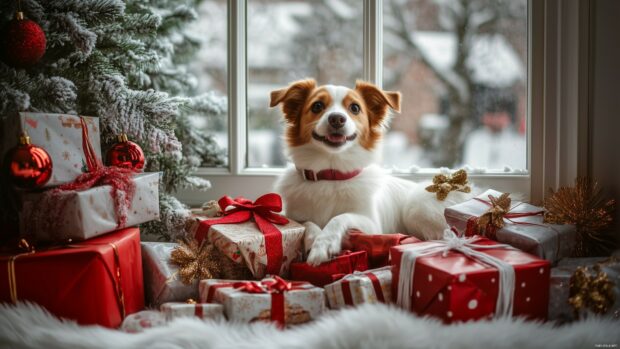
[412,32,524,87]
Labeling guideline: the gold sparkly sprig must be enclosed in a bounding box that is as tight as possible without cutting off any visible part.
[569,264,616,319]
[476,193,511,234]
[170,239,222,285]
[544,177,616,256]
[426,169,471,201]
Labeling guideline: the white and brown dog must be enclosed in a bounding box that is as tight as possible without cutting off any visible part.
[271,79,473,265]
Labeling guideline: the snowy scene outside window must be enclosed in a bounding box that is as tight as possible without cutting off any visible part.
[189,0,528,172]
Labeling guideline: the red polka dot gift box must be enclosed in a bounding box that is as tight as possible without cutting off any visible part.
[391,229,551,323]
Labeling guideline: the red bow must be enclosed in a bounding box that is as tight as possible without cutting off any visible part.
[196,194,289,275]
[232,276,307,328]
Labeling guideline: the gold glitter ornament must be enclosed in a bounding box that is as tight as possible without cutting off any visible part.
[544,177,616,256]
[170,239,222,285]
[425,169,471,201]
[476,193,511,234]
[568,264,616,319]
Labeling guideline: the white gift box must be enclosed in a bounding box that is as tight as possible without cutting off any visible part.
[324,267,392,309]
[160,302,224,322]
[445,189,577,263]
[20,172,160,241]
[199,278,325,326]
[1,112,102,187]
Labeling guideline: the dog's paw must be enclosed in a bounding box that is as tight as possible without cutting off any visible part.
[306,229,342,266]
[303,222,322,256]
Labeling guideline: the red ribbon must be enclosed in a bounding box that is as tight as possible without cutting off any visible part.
[207,276,307,328]
[194,304,203,318]
[195,194,289,275]
[340,271,385,306]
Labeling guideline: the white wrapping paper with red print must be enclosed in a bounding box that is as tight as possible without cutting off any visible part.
[120,311,166,333]
[1,112,102,187]
[189,216,305,279]
[391,234,551,323]
[444,189,576,263]
[160,302,224,322]
[19,172,160,242]
[199,278,325,326]
[324,267,392,309]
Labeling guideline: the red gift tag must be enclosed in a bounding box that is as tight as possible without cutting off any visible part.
[343,230,420,268]
[290,250,368,287]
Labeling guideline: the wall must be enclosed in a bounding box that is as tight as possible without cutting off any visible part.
[590,0,620,225]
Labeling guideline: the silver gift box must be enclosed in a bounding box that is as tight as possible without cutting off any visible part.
[142,242,198,308]
[549,257,620,322]
[445,189,576,263]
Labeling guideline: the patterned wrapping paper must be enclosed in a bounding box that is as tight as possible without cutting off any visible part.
[391,236,551,323]
[549,257,620,322]
[121,310,166,333]
[160,302,224,322]
[188,216,305,279]
[1,112,102,187]
[19,172,160,242]
[142,242,198,308]
[199,278,326,326]
[445,189,577,263]
[324,267,392,309]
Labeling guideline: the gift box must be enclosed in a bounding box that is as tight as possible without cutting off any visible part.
[1,112,102,187]
[160,302,224,322]
[199,277,325,327]
[343,230,420,268]
[142,242,199,308]
[121,310,166,333]
[20,172,160,242]
[188,194,305,279]
[290,250,369,287]
[445,189,577,263]
[391,229,551,323]
[0,228,144,328]
[549,257,620,322]
[324,267,392,309]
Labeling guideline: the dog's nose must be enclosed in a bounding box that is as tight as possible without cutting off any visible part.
[328,113,346,129]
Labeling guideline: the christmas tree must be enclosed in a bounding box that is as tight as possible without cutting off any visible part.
[0,0,226,240]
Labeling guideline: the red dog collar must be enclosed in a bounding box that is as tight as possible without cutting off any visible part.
[299,168,362,181]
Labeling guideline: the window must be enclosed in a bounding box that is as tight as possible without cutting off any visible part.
[180,0,572,204]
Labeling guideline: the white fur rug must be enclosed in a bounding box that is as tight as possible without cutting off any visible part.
[0,303,618,349]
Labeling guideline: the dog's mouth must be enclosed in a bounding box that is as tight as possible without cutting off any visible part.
[312,131,357,148]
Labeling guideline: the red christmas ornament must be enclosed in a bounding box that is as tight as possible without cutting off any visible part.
[1,11,46,68]
[106,133,145,171]
[5,133,52,189]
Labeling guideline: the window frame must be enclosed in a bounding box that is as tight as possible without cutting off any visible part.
[179,0,591,206]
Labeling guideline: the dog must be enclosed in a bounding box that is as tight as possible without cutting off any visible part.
[271,79,474,265]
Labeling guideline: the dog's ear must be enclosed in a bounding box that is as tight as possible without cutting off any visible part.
[270,79,316,123]
[355,81,401,120]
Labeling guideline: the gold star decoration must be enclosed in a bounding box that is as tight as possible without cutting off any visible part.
[169,238,222,285]
[569,263,616,319]
[425,169,471,201]
[544,177,616,256]
[476,193,511,235]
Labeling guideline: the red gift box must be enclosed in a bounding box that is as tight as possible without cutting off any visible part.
[290,250,368,287]
[343,230,420,268]
[391,232,550,323]
[0,228,144,328]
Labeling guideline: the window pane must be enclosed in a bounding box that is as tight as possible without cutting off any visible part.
[383,0,528,171]
[247,0,364,168]
[188,0,228,167]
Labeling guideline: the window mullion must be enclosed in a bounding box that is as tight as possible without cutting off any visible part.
[363,0,383,86]
[228,0,247,175]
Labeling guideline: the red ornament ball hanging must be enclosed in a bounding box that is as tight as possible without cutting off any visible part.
[1,11,46,68]
[5,133,53,189]
[106,133,145,171]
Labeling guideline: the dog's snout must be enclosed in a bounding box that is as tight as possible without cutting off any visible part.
[328,113,346,129]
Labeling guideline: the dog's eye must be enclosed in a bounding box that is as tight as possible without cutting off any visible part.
[349,103,361,115]
[311,101,324,114]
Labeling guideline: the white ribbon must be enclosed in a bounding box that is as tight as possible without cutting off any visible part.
[396,229,518,318]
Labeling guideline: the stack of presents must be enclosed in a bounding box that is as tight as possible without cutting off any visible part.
[1,113,618,331]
